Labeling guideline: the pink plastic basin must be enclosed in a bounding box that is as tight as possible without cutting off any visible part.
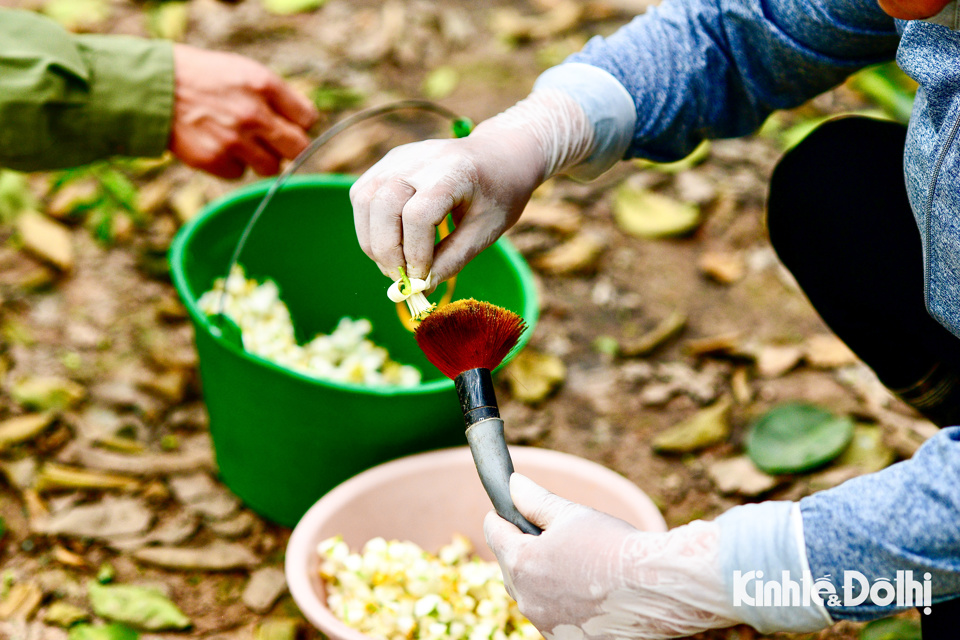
[285,446,667,640]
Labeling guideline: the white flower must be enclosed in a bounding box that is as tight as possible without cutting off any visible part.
[386,269,436,321]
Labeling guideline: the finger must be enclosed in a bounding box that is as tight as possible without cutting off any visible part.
[509,474,575,530]
[368,181,416,280]
[256,115,312,160]
[400,184,462,279]
[263,75,320,130]
[429,212,504,284]
[350,178,375,260]
[234,139,282,176]
[200,154,246,180]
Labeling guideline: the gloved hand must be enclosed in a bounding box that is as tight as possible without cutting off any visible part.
[350,89,594,287]
[484,474,741,640]
[169,44,319,179]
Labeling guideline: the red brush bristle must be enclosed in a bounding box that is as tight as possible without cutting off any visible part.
[414,298,527,379]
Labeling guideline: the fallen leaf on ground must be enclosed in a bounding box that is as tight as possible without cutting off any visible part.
[17,211,73,271]
[532,232,605,274]
[262,0,326,15]
[0,583,43,620]
[517,200,581,234]
[698,251,745,284]
[620,310,687,356]
[804,334,859,368]
[613,185,700,238]
[0,412,57,451]
[68,622,139,640]
[834,424,896,473]
[34,463,140,493]
[707,456,780,496]
[254,618,300,640]
[653,397,731,453]
[44,602,90,628]
[11,376,85,411]
[746,403,854,474]
[242,567,288,614]
[40,497,153,539]
[88,581,190,631]
[132,542,258,571]
[684,333,741,357]
[756,345,804,378]
[503,350,566,404]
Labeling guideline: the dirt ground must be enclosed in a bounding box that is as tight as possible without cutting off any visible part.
[0,1,934,639]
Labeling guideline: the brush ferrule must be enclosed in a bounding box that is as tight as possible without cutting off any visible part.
[455,368,499,428]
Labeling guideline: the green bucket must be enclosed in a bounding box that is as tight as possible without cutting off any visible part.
[169,174,539,527]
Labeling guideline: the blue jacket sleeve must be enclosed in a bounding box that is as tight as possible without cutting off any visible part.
[801,427,960,620]
[565,0,900,161]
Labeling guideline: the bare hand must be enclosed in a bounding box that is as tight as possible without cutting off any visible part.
[169,44,319,179]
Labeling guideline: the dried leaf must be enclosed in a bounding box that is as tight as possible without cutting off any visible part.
[532,232,605,274]
[17,211,74,271]
[805,334,859,368]
[835,424,896,474]
[11,377,85,411]
[47,178,100,219]
[503,350,566,404]
[88,582,190,631]
[34,463,140,493]
[262,0,326,16]
[242,568,288,614]
[41,497,153,539]
[44,601,90,627]
[132,542,258,571]
[684,333,740,357]
[0,412,57,451]
[255,619,300,640]
[621,310,687,357]
[698,251,745,284]
[0,583,43,620]
[756,345,804,378]
[613,185,700,238]
[517,199,581,234]
[653,397,731,453]
[707,456,780,496]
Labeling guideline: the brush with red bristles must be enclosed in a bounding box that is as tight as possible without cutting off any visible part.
[415,298,541,535]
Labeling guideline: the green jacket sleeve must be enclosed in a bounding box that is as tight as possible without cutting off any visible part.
[0,8,174,171]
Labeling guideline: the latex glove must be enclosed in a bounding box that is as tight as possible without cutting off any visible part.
[484,474,741,640]
[169,44,319,179]
[350,89,593,286]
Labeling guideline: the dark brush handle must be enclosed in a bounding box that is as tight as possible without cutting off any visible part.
[465,417,541,536]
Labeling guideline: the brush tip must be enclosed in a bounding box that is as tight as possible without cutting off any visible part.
[414,299,527,379]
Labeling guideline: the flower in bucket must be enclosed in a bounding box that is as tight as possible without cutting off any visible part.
[387,267,436,321]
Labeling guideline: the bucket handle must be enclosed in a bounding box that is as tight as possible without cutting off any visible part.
[212,100,474,339]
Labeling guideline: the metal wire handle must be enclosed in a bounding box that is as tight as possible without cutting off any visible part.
[213,99,473,329]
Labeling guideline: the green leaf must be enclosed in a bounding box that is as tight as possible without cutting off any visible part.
[612,185,700,238]
[859,618,921,640]
[0,170,37,223]
[746,403,854,474]
[849,62,917,125]
[147,1,189,41]
[43,0,112,31]
[633,140,711,173]
[422,67,459,100]
[68,623,139,640]
[261,0,326,16]
[0,516,6,542]
[88,581,191,631]
[311,86,365,112]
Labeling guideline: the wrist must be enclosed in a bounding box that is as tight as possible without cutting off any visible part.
[716,502,833,633]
